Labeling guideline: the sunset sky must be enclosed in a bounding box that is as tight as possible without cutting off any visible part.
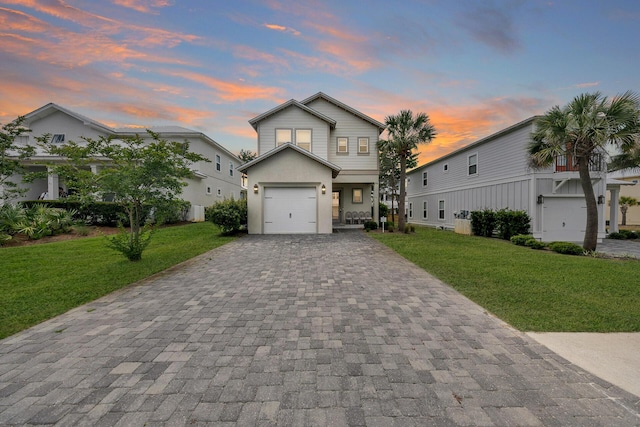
[1,0,639,164]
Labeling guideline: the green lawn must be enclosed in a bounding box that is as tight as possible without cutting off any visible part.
[371,226,640,332]
[0,222,235,339]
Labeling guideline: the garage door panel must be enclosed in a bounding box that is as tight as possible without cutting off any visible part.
[264,187,317,234]
[542,198,586,242]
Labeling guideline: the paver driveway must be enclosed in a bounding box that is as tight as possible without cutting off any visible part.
[1,232,639,426]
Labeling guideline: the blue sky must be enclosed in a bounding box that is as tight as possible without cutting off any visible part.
[1,0,638,163]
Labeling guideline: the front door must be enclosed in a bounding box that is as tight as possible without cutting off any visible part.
[332,191,340,223]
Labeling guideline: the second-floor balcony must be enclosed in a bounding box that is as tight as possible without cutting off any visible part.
[555,153,603,173]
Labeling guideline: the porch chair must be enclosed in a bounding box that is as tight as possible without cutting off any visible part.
[359,211,366,224]
[345,211,353,224]
[364,211,372,222]
[351,211,360,224]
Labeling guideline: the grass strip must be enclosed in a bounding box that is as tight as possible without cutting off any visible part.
[371,226,640,332]
[0,222,235,339]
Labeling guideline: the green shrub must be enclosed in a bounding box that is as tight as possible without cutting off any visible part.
[618,229,638,239]
[470,209,496,237]
[608,232,626,240]
[206,198,247,234]
[525,239,546,250]
[364,220,378,231]
[495,209,531,240]
[153,199,190,224]
[510,234,533,246]
[104,224,154,261]
[472,208,531,240]
[548,241,584,256]
[378,202,389,219]
[22,200,138,226]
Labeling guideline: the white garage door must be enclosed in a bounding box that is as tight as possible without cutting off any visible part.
[542,197,586,242]
[264,187,317,234]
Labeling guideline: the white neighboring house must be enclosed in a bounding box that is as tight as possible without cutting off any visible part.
[406,117,614,243]
[606,169,640,226]
[6,103,242,221]
[238,92,385,234]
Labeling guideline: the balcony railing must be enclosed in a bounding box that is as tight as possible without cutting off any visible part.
[555,153,602,173]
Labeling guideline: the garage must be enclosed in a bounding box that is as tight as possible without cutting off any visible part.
[264,187,317,234]
[542,196,586,242]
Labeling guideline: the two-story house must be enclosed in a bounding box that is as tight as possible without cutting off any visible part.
[7,103,242,221]
[406,117,613,243]
[239,93,385,234]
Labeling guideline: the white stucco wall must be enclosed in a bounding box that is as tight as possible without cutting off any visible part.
[245,148,333,234]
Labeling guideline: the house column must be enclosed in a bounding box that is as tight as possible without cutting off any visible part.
[47,168,59,200]
[371,182,379,221]
[609,187,620,233]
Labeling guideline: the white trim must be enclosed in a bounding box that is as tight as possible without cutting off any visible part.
[358,137,369,154]
[467,153,478,176]
[438,199,445,220]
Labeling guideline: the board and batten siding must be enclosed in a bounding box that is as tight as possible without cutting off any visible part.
[304,99,379,171]
[407,120,536,228]
[256,107,330,158]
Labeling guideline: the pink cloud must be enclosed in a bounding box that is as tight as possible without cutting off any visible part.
[159,70,285,102]
[264,23,301,36]
[574,81,600,88]
[112,0,172,14]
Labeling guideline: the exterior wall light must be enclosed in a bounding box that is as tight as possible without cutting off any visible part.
[253,184,259,194]
[537,195,544,204]
[321,184,326,195]
[598,195,605,204]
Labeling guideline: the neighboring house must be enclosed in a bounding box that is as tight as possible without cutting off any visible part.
[238,92,385,234]
[406,117,613,243]
[606,169,640,226]
[7,103,242,221]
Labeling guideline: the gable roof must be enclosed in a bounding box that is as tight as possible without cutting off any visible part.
[24,103,115,134]
[248,99,337,131]
[408,116,538,174]
[22,103,240,162]
[300,92,386,134]
[237,142,341,178]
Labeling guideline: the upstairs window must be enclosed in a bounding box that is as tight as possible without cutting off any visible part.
[422,171,428,187]
[216,155,221,172]
[468,154,478,176]
[296,129,311,151]
[276,129,292,146]
[51,134,65,144]
[358,137,369,154]
[337,137,348,153]
[443,163,449,172]
[229,161,234,176]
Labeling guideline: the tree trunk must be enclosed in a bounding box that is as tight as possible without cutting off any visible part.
[621,206,628,226]
[398,155,407,233]
[578,156,598,251]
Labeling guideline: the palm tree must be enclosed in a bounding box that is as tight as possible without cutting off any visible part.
[529,91,640,251]
[619,196,638,226]
[379,110,436,232]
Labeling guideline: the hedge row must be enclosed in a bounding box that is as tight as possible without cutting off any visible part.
[470,208,531,240]
[21,199,189,226]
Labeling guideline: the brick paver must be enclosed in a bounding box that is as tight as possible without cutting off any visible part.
[1,232,639,426]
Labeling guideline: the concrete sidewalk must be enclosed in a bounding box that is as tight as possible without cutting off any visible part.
[1,233,639,426]
[527,333,640,398]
